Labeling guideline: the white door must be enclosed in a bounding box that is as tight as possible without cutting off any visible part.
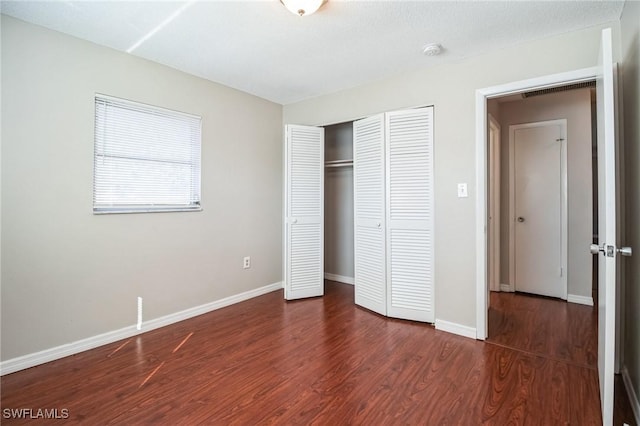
[386,107,434,323]
[594,27,617,426]
[510,120,567,299]
[284,125,324,300]
[353,114,386,315]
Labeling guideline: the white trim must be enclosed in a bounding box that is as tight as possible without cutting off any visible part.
[324,273,354,285]
[435,319,477,340]
[567,294,594,306]
[500,283,514,292]
[475,66,598,340]
[0,281,283,376]
[475,90,488,339]
[488,114,501,293]
[622,366,640,424]
[508,119,568,300]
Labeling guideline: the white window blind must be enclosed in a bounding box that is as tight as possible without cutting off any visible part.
[94,94,202,214]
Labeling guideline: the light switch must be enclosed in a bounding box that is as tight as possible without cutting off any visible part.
[457,183,468,198]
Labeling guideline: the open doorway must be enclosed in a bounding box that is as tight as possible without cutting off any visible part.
[475,30,630,424]
[485,83,597,364]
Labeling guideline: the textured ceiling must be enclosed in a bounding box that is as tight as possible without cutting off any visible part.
[0,1,625,105]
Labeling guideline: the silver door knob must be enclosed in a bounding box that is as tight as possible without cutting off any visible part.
[377,222,382,229]
[292,218,298,224]
[618,247,633,257]
[517,217,525,223]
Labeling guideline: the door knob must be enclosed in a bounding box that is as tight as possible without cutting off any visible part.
[291,218,298,224]
[618,247,633,257]
[590,244,603,254]
[377,222,382,229]
[517,217,525,223]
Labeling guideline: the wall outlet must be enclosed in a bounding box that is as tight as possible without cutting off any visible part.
[243,256,251,269]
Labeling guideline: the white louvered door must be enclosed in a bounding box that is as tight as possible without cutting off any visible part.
[353,114,386,315]
[386,107,434,322]
[284,125,324,300]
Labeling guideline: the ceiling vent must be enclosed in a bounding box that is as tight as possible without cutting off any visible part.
[522,81,595,98]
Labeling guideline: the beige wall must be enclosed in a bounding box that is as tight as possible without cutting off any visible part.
[284,22,620,329]
[1,16,283,361]
[620,0,640,411]
[494,89,593,299]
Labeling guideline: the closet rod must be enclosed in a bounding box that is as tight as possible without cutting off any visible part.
[325,159,353,168]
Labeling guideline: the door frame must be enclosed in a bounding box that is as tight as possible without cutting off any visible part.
[488,115,501,293]
[475,66,597,340]
[508,119,568,300]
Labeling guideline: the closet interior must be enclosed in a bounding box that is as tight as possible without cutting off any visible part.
[324,122,354,286]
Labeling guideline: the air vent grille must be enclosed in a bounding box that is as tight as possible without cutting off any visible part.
[522,81,595,98]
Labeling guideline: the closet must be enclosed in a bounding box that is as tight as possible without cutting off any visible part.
[324,122,354,285]
[284,106,434,323]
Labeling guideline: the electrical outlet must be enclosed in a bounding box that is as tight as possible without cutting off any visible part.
[243,256,251,269]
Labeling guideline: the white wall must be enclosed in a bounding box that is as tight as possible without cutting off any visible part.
[324,122,354,281]
[284,22,620,329]
[620,0,640,414]
[495,89,593,299]
[1,16,283,361]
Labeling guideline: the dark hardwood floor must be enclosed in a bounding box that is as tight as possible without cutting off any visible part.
[488,291,598,369]
[488,290,636,426]
[0,282,634,424]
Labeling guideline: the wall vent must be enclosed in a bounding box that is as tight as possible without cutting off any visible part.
[522,81,595,98]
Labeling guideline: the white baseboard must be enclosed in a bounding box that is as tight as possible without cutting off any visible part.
[0,325,139,376]
[567,294,594,306]
[435,319,477,339]
[500,283,514,292]
[0,281,283,376]
[622,366,640,425]
[324,273,354,285]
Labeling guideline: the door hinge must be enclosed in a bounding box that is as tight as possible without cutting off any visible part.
[560,267,563,277]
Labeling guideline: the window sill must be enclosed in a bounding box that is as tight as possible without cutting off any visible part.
[93,206,203,215]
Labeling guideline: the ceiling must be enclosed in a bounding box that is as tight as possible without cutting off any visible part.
[0,1,625,105]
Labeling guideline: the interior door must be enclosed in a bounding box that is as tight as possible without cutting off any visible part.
[386,107,434,323]
[594,27,617,426]
[284,125,324,300]
[353,114,386,315]
[512,120,567,299]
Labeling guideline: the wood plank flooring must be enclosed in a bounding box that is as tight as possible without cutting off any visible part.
[0,282,631,424]
[488,290,636,426]
[488,291,598,369]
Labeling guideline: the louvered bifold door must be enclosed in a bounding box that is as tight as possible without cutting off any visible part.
[284,125,324,300]
[386,107,434,322]
[353,114,386,315]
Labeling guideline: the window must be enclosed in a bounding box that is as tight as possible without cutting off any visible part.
[93,94,202,214]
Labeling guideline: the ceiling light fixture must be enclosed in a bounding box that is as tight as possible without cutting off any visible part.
[422,43,443,56]
[281,0,326,17]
